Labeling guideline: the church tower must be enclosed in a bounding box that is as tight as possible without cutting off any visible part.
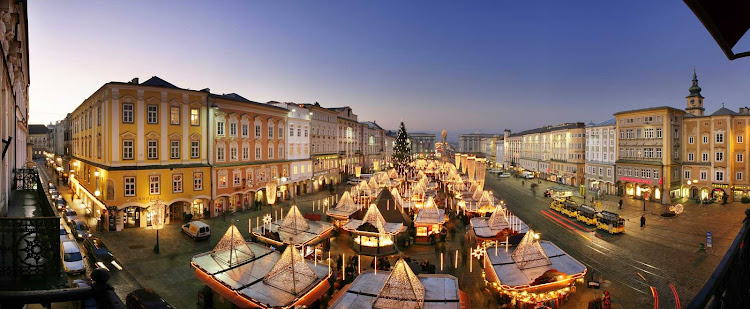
[686,68,705,116]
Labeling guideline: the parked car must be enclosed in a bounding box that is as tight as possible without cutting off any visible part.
[49,184,58,199]
[60,223,72,241]
[71,220,92,240]
[72,279,97,309]
[61,240,85,275]
[347,178,362,185]
[497,172,511,178]
[56,196,67,210]
[63,209,79,224]
[83,236,122,271]
[182,221,211,240]
[126,288,174,309]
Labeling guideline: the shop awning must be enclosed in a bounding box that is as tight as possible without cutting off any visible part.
[684,0,750,60]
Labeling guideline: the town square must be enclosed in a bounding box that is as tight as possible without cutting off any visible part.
[1,1,750,309]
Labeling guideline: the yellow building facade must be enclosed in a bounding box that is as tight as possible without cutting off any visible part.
[70,77,211,231]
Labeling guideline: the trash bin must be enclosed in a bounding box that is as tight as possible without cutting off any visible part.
[198,286,213,309]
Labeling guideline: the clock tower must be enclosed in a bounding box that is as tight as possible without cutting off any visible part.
[686,68,705,116]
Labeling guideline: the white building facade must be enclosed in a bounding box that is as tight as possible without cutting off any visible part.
[585,119,617,195]
[270,102,313,197]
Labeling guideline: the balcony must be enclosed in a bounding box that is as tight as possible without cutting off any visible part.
[687,209,750,308]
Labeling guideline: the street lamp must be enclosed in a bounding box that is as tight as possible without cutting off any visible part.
[152,200,165,254]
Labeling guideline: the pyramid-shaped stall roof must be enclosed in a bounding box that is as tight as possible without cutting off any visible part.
[487,205,509,230]
[263,245,318,295]
[361,189,412,225]
[418,196,441,221]
[333,191,359,212]
[373,259,426,309]
[511,230,551,270]
[278,205,309,234]
[210,224,255,268]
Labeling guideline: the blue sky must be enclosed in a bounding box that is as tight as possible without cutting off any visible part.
[27,1,750,140]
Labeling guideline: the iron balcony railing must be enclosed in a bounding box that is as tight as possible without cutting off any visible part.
[687,209,750,308]
[0,268,125,309]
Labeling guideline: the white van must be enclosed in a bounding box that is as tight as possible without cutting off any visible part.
[182,221,211,240]
[61,240,86,275]
[522,171,534,179]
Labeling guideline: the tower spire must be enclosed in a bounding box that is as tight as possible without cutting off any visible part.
[688,68,703,98]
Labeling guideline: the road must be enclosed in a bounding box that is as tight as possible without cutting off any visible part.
[484,174,744,308]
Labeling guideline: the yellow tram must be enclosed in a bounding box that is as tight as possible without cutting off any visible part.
[549,198,566,212]
[576,205,598,225]
[560,201,579,218]
[596,211,625,234]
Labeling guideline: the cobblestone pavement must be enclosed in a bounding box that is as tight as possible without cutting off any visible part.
[485,175,747,308]
[36,162,747,308]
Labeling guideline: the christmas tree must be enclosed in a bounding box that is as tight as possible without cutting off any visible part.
[392,122,412,170]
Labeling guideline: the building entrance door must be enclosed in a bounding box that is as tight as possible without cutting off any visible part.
[124,207,140,228]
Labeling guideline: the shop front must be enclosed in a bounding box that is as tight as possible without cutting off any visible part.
[731,185,750,201]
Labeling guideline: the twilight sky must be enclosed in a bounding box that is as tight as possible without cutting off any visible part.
[27,1,750,140]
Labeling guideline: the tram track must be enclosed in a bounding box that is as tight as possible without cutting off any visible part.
[486,178,697,308]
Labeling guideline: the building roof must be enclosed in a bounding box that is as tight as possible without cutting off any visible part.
[140,76,180,89]
[588,118,616,128]
[710,106,738,116]
[409,132,436,137]
[613,106,685,116]
[361,121,383,130]
[29,124,49,135]
[209,93,290,112]
[508,122,585,137]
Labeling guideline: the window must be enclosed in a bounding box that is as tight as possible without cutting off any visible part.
[716,171,724,181]
[242,145,249,160]
[688,153,694,161]
[149,175,160,195]
[191,141,200,158]
[738,172,743,181]
[297,128,301,137]
[233,173,241,187]
[172,174,183,193]
[703,135,709,144]
[242,124,249,137]
[739,135,744,143]
[230,146,238,161]
[147,140,158,159]
[255,125,261,137]
[702,153,709,162]
[653,170,658,179]
[716,152,724,162]
[170,106,180,125]
[147,105,158,124]
[268,145,274,159]
[279,126,283,138]
[190,108,200,126]
[304,127,308,137]
[193,173,203,191]
[598,167,603,176]
[716,133,724,143]
[290,125,294,137]
[700,171,707,180]
[124,177,135,197]
[688,136,694,144]
[122,104,134,123]
[229,122,237,137]
[279,144,284,158]
[656,128,662,138]
[255,145,261,160]
[738,153,744,162]
[122,140,134,160]
[268,126,274,138]
[217,121,225,136]
[684,170,690,180]
[170,141,180,159]
[217,146,225,161]
[218,174,227,188]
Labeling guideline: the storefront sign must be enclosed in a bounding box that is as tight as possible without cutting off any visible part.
[125,196,161,202]
[732,185,750,190]
[620,177,653,185]
[712,183,729,189]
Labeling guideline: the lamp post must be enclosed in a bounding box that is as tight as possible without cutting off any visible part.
[152,200,165,254]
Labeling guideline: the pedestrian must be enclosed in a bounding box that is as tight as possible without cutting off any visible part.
[591,196,594,204]
[640,214,646,227]
[222,209,226,221]
[618,199,623,210]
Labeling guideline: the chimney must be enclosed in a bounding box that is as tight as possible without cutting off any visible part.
[200,88,210,92]
[130,78,139,84]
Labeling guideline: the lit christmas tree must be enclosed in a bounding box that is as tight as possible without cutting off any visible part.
[392,122,412,171]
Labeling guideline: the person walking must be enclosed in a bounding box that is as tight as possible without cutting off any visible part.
[618,199,623,210]
[640,214,646,227]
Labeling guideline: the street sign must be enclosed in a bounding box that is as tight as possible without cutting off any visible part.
[707,231,713,248]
